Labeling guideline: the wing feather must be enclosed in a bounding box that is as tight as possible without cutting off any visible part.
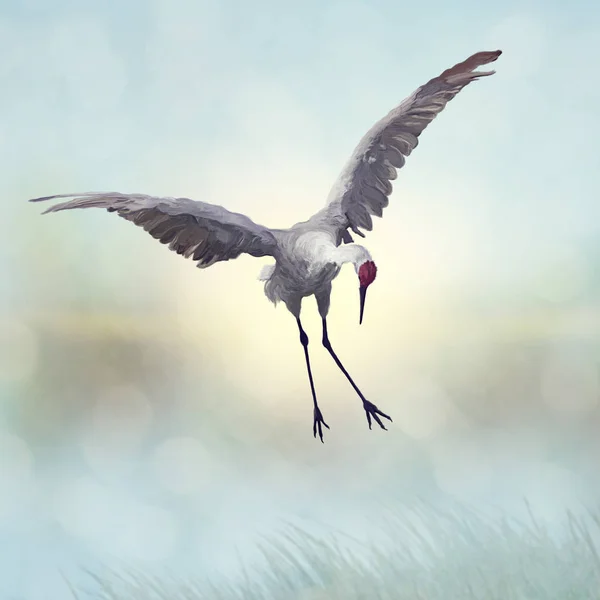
[315,50,501,242]
[29,192,277,268]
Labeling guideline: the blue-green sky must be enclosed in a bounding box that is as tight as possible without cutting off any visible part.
[2,0,600,598]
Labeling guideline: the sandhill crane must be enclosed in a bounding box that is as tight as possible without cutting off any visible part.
[30,50,501,442]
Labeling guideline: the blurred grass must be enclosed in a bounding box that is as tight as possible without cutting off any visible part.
[74,500,600,600]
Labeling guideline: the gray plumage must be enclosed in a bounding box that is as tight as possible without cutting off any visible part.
[34,192,278,268]
[29,49,502,440]
[313,50,502,241]
[31,50,501,307]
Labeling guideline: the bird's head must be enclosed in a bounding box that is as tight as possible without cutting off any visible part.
[357,260,377,325]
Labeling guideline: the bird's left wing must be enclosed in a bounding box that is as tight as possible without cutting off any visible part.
[30,192,278,268]
[315,50,501,243]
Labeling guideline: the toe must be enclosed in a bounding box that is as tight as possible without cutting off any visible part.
[372,413,388,431]
[378,409,393,422]
[363,402,392,431]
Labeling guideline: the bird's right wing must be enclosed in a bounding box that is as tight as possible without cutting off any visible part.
[29,192,278,268]
[314,50,501,242]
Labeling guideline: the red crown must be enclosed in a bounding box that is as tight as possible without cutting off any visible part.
[358,260,377,287]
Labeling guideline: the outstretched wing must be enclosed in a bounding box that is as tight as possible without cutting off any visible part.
[30,192,278,268]
[315,50,502,243]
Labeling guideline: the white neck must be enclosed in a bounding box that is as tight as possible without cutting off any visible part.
[329,244,372,272]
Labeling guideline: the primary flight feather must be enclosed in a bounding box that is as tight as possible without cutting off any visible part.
[30,49,502,442]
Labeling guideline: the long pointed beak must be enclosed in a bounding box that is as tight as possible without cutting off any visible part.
[359,286,367,325]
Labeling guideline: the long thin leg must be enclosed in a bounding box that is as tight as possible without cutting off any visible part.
[297,318,329,442]
[321,318,392,430]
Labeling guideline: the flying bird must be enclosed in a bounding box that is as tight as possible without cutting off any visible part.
[30,49,501,442]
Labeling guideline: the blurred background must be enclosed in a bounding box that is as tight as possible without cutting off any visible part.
[1,0,600,597]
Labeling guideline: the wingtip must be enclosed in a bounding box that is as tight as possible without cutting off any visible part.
[438,49,503,82]
[28,194,65,214]
[475,50,502,77]
[472,49,503,69]
[479,49,502,62]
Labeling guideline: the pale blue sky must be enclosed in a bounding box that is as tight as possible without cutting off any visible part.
[2,0,600,301]
[2,0,600,598]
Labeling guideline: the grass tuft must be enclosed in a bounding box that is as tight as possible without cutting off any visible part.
[74,501,600,599]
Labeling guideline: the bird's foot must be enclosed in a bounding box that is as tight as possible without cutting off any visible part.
[363,400,392,431]
[313,407,330,443]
